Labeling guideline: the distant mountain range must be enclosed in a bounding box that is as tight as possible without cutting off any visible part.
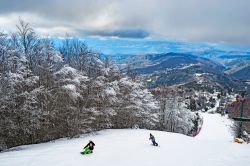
[229,65,250,80]
[54,37,250,89]
[218,55,250,80]
[132,53,247,92]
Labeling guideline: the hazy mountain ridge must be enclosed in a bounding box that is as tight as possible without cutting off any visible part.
[74,37,249,80]
[136,53,225,74]
[127,53,239,90]
[221,57,250,80]
[230,65,250,80]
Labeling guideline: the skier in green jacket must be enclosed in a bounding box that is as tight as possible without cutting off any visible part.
[81,141,95,154]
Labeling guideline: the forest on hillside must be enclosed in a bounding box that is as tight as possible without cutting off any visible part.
[0,20,202,151]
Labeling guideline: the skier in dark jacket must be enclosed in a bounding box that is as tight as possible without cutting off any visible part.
[149,133,158,146]
[81,141,95,154]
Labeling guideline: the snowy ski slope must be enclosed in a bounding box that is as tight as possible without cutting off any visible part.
[0,113,250,166]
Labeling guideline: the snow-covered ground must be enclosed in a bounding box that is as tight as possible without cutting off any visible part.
[196,113,233,142]
[1,114,250,166]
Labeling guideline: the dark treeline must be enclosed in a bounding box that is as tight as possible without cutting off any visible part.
[0,20,159,151]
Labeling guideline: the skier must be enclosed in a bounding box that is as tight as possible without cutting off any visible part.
[149,133,158,146]
[81,140,95,154]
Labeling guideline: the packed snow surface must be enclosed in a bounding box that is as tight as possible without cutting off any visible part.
[196,113,233,142]
[1,113,250,166]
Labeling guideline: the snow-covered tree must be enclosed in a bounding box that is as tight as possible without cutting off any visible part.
[152,87,203,136]
[0,20,160,151]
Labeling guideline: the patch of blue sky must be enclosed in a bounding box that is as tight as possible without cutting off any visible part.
[53,36,250,56]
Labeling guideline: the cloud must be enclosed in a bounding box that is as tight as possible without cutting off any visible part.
[0,0,250,45]
[79,29,150,38]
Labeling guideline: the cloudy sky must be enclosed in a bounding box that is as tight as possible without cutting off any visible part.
[0,0,250,45]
